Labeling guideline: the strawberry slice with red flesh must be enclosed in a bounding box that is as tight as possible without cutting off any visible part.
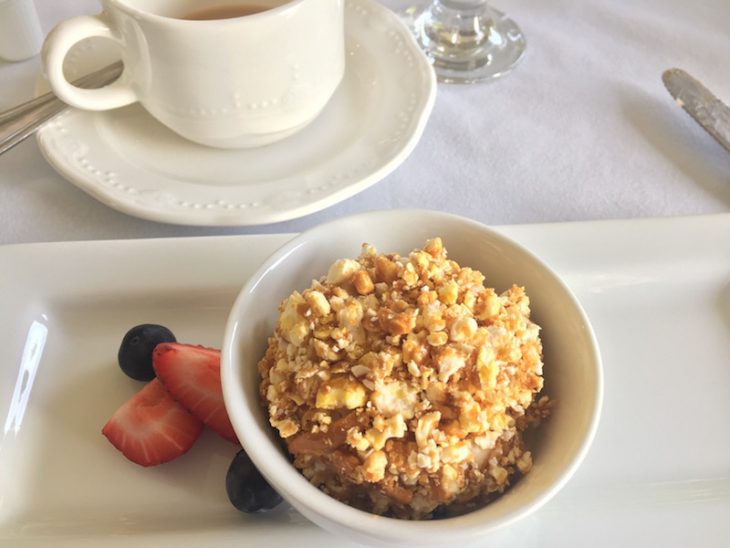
[102,378,203,466]
[153,343,239,444]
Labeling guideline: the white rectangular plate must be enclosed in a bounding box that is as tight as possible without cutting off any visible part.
[1,215,728,547]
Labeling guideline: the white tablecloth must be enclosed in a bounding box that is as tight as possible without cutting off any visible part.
[0,0,728,245]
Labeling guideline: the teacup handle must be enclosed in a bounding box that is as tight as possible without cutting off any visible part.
[42,15,136,111]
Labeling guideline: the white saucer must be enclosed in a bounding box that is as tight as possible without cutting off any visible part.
[35,0,436,226]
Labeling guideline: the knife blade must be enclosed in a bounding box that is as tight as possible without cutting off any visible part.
[662,68,730,154]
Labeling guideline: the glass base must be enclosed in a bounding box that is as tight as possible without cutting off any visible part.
[412,5,526,84]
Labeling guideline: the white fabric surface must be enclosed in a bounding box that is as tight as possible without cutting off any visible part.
[0,0,728,245]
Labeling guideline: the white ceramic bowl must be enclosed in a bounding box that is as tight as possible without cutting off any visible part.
[222,209,602,547]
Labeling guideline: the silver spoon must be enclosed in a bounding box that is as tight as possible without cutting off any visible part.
[0,61,123,156]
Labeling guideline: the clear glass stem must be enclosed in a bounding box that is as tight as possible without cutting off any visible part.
[412,0,526,83]
[423,1,495,51]
[438,0,489,10]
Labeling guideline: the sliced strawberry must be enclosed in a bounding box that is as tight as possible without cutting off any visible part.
[153,343,238,444]
[102,378,203,466]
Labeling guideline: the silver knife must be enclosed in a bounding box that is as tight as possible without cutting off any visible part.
[662,68,730,154]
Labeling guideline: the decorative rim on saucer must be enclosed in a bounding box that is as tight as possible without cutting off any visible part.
[35,0,436,226]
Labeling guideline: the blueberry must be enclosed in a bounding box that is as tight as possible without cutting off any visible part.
[117,324,176,381]
[226,449,282,513]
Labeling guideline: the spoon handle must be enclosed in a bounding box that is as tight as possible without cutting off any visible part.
[0,61,123,156]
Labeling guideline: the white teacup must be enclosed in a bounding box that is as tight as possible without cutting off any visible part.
[41,0,345,148]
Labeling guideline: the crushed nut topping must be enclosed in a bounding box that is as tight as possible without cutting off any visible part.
[258,238,551,519]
